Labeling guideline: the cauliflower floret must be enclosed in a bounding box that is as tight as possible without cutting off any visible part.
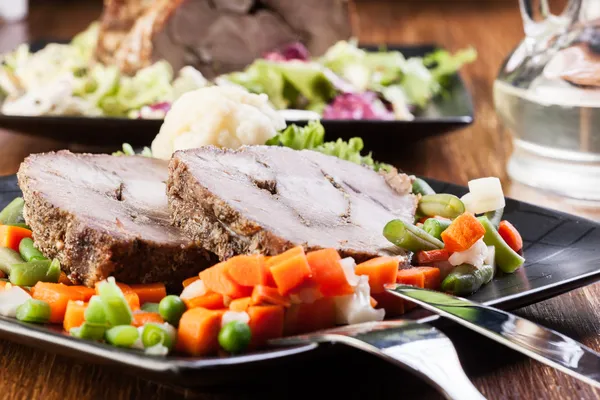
[150,85,286,159]
[334,275,385,325]
[448,238,489,268]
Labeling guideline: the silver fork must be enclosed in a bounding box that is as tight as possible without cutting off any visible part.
[268,319,486,400]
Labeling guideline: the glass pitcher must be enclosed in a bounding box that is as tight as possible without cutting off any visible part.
[494,0,600,200]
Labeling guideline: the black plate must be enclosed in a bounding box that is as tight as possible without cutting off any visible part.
[0,174,598,388]
[0,41,474,149]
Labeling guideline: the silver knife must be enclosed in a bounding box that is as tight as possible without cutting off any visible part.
[386,284,600,389]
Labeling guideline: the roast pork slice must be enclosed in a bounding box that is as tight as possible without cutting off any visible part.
[167,145,418,265]
[17,150,217,288]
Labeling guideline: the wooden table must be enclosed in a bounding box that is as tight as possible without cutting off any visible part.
[1,1,599,399]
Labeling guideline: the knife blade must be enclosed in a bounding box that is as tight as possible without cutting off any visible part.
[386,284,600,389]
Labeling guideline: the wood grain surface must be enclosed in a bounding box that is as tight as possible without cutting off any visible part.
[0,1,599,399]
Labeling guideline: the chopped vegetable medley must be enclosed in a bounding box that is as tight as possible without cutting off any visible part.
[0,173,524,357]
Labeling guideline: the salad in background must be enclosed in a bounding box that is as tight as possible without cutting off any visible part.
[0,22,477,121]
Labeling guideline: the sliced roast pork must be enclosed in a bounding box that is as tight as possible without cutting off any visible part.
[167,145,418,264]
[17,150,217,288]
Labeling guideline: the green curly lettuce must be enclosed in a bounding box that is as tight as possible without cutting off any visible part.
[266,120,391,172]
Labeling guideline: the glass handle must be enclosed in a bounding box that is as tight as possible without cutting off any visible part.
[519,0,581,51]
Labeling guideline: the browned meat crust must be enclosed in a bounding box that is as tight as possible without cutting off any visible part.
[17,150,217,288]
[167,145,417,265]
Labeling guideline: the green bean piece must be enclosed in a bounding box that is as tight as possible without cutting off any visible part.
[0,197,26,226]
[70,322,106,341]
[412,178,436,196]
[218,321,252,354]
[158,295,186,326]
[18,238,47,262]
[97,278,132,326]
[441,264,494,296]
[383,219,444,252]
[105,325,139,347]
[16,299,51,323]
[484,208,504,229]
[141,302,160,313]
[142,323,174,350]
[0,247,23,274]
[9,259,60,286]
[85,296,108,326]
[477,216,525,273]
[423,218,452,241]
[417,194,466,219]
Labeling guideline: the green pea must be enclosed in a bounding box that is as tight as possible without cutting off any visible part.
[158,295,186,326]
[218,321,252,354]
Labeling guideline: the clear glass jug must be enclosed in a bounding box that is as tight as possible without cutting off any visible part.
[494,0,600,200]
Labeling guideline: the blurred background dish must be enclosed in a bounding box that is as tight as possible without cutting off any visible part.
[0,0,476,150]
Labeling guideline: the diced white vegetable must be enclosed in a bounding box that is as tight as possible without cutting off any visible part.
[145,344,169,356]
[484,245,496,267]
[290,286,322,304]
[0,286,31,317]
[221,311,250,327]
[161,322,177,344]
[334,276,385,325]
[448,239,489,268]
[180,279,207,299]
[131,326,145,350]
[339,257,360,287]
[466,177,506,214]
[460,192,475,213]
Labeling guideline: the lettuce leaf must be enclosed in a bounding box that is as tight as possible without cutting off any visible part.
[224,60,336,111]
[424,47,477,82]
[99,61,174,116]
[266,120,391,171]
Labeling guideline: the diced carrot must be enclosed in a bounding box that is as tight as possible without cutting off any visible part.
[414,267,441,290]
[396,268,425,288]
[441,212,485,253]
[0,225,32,252]
[284,297,336,336]
[130,283,167,304]
[0,281,7,291]
[371,291,405,317]
[32,282,89,323]
[63,300,87,332]
[306,248,354,297]
[183,292,225,310]
[177,308,225,356]
[355,256,400,293]
[199,262,252,299]
[225,255,269,287]
[58,272,73,285]
[183,276,200,288]
[267,246,312,296]
[416,249,450,265]
[132,311,164,327]
[251,285,290,307]
[370,296,378,308]
[68,286,96,302]
[247,305,284,348]
[229,296,252,312]
[498,220,523,252]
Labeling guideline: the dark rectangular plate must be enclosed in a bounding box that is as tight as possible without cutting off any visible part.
[0,174,598,388]
[0,41,474,150]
